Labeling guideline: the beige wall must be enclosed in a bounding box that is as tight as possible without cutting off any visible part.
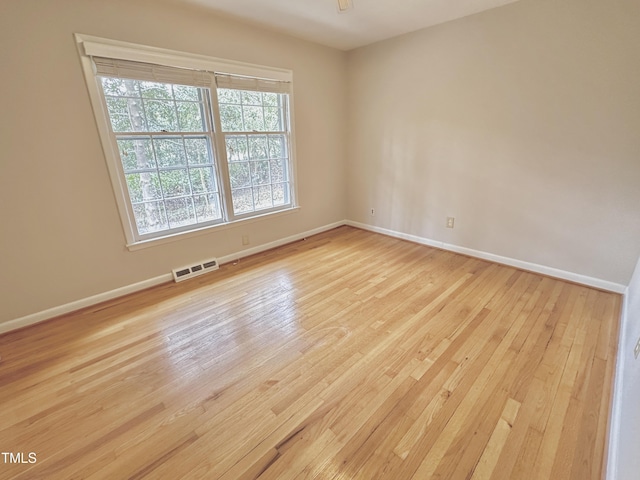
[2,0,640,326]
[347,0,640,285]
[0,0,348,323]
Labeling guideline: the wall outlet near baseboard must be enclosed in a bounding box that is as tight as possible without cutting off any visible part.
[446,217,455,228]
[634,337,640,359]
[242,235,250,246]
[370,208,375,216]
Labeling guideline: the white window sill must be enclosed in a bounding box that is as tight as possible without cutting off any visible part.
[126,206,300,251]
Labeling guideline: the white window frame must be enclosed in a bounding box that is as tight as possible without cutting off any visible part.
[75,34,299,250]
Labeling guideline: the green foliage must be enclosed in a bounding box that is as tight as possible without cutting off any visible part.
[226,136,249,162]
[102,78,205,133]
[229,163,250,189]
[159,169,190,197]
[248,136,268,159]
[224,132,290,215]
[189,167,216,194]
[217,88,284,133]
[184,138,210,165]
[118,138,155,170]
[102,77,291,231]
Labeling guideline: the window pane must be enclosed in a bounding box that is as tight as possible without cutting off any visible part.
[264,107,282,131]
[225,137,238,162]
[189,167,217,193]
[160,169,191,197]
[133,201,168,234]
[105,97,134,132]
[236,136,250,161]
[177,102,205,131]
[173,85,199,101]
[226,135,250,162]
[125,172,162,202]
[101,78,151,132]
[118,138,155,171]
[248,135,268,160]
[145,100,178,132]
[219,104,243,132]
[194,194,222,222]
[241,91,261,105]
[102,77,127,96]
[268,135,287,159]
[219,90,287,135]
[166,197,196,228]
[243,106,265,131]
[139,81,172,100]
[154,138,186,167]
[269,159,286,183]
[251,161,270,185]
[229,162,250,189]
[184,137,210,165]
[232,188,253,214]
[217,88,241,104]
[262,92,278,107]
[272,183,288,206]
[253,185,273,210]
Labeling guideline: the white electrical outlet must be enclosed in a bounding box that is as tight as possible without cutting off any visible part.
[371,208,375,216]
[242,235,250,246]
[634,337,640,359]
[446,217,455,228]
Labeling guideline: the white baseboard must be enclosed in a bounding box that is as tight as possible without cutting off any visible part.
[606,286,628,479]
[0,221,345,336]
[0,274,173,335]
[2,219,626,336]
[217,221,344,265]
[345,220,627,294]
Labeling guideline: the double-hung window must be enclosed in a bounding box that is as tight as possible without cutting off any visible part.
[215,75,292,217]
[77,35,296,248]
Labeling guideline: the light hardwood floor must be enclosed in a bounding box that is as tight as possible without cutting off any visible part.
[0,226,621,479]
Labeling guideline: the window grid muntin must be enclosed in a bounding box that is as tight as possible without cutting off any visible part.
[102,79,208,133]
[224,132,290,214]
[98,73,294,241]
[217,89,292,216]
[217,89,285,133]
[118,131,223,234]
[101,77,224,237]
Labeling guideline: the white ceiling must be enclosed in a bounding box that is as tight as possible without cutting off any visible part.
[167,0,522,50]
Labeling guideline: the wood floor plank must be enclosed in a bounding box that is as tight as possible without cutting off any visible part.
[470,397,521,480]
[0,226,621,480]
